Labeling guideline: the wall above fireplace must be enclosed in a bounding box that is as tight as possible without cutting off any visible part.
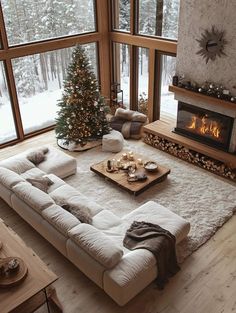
[176,1,236,96]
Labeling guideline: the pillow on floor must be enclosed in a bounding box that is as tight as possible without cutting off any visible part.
[27,147,49,165]
[62,204,92,224]
[26,176,54,193]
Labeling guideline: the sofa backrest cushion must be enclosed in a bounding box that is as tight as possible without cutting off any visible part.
[42,205,80,237]
[68,224,124,269]
[0,156,35,174]
[12,182,54,213]
[0,167,25,189]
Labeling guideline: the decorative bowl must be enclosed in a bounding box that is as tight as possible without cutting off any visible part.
[144,161,158,172]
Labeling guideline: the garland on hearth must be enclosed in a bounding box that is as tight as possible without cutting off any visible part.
[172,76,236,104]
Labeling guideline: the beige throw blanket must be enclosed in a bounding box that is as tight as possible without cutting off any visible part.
[123,221,180,289]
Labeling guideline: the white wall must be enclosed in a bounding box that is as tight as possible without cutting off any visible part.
[176,0,236,96]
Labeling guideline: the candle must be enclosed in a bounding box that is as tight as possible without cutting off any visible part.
[122,153,128,160]
[137,158,143,165]
[117,158,121,167]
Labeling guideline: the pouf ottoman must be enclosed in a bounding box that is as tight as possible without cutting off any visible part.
[102,130,124,153]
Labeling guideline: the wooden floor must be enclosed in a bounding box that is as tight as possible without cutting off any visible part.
[0,131,236,313]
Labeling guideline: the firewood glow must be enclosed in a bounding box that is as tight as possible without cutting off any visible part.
[187,115,221,139]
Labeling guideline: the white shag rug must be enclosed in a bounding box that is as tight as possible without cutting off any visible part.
[66,140,236,262]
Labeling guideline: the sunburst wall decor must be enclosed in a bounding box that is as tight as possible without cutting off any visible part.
[196,26,227,64]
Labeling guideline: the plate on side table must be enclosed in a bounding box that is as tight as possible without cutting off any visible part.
[0,257,28,288]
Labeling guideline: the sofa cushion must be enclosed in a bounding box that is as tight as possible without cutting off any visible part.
[12,182,54,213]
[68,224,123,269]
[49,184,103,216]
[42,205,80,237]
[122,201,190,244]
[37,146,77,178]
[45,174,67,193]
[0,156,35,174]
[0,167,25,189]
[20,167,46,180]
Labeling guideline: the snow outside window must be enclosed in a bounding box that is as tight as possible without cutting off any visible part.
[138,48,149,116]
[138,0,180,40]
[0,62,17,144]
[160,55,177,119]
[112,0,130,32]
[1,0,96,46]
[113,43,130,108]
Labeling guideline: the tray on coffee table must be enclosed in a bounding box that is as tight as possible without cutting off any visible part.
[90,151,170,196]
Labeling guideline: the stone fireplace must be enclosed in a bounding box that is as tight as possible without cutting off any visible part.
[174,101,234,152]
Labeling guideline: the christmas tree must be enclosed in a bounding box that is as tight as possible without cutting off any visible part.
[55,45,110,148]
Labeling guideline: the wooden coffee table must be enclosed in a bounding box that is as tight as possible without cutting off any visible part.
[90,151,170,196]
[0,219,62,313]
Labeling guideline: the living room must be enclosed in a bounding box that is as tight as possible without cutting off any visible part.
[0,1,235,313]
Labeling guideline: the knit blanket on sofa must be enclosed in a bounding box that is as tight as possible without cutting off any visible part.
[123,221,180,289]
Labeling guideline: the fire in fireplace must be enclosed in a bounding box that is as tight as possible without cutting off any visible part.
[174,102,234,151]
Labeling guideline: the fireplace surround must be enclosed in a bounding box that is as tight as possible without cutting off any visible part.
[174,102,234,152]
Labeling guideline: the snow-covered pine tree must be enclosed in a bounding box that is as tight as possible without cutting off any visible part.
[55,45,110,148]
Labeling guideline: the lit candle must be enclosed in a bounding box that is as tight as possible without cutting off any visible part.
[122,153,128,160]
[137,158,143,165]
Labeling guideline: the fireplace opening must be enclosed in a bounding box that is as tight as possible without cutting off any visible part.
[174,102,234,151]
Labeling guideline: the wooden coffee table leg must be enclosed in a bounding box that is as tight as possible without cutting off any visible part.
[47,286,63,313]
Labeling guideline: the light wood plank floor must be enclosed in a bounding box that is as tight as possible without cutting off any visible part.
[0,132,235,313]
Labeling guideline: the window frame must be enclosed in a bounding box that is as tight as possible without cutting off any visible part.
[0,0,108,148]
[109,0,177,122]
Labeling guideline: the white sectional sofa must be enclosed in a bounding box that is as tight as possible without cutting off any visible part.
[0,146,190,306]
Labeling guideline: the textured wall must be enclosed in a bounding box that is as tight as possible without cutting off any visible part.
[176,0,236,96]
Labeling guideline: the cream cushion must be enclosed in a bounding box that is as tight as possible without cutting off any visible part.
[12,182,54,213]
[0,167,25,188]
[49,184,103,216]
[102,130,124,153]
[68,224,123,269]
[122,201,190,243]
[42,204,80,237]
[0,156,35,174]
[20,167,46,180]
[37,146,77,178]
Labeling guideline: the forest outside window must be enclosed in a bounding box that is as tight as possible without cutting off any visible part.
[1,0,96,46]
[11,43,98,135]
[0,62,17,144]
[138,48,149,115]
[112,42,130,109]
[138,0,180,39]
[111,0,130,32]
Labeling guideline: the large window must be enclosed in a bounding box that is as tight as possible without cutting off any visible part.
[138,48,149,115]
[0,1,99,147]
[0,63,17,144]
[111,0,130,32]
[1,0,96,46]
[138,0,180,39]
[160,55,177,119]
[12,43,98,134]
[113,43,130,108]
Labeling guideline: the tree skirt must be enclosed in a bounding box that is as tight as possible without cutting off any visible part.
[66,140,236,262]
[57,139,102,151]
